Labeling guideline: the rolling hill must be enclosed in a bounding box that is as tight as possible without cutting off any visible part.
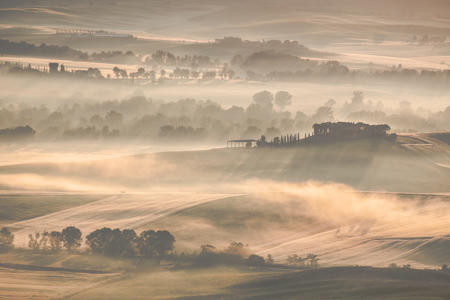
[1,133,449,193]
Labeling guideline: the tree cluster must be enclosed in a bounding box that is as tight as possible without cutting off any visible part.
[388,263,412,269]
[145,51,216,68]
[0,39,144,64]
[28,226,82,252]
[26,226,176,259]
[408,34,447,45]
[236,50,330,73]
[86,228,175,258]
[90,50,141,64]
[215,36,318,57]
[0,125,35,143]
[195,241,266,267]
[286,253,319,268]
[0,39,84,60]
[0,227,14,253]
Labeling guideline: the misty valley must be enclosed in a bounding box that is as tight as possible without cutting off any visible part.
[1,0,450,299]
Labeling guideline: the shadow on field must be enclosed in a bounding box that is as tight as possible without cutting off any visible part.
[173,266,450,300]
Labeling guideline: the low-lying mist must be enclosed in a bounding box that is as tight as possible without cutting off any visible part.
[9,179,450,269]
[1,88,450,151]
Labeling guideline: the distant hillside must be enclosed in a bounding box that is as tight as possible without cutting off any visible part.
[0,134,450,193]
[0,133,449,193]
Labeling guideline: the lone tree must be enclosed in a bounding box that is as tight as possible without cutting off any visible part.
[274,91,292,110]
[61,226,82,251]
[253,90,274,106]
[0,227,14,252]
[247,254,265,266]
[113,66,120,78]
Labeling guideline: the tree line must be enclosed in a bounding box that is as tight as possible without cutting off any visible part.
[0,226,175,259]
[195,242,319,269]
[0,226,321,269]
[0,39,220,67]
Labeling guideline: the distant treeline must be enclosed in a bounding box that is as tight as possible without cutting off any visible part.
[0,39,219,66]
[2,38,450,90]
[18,226,176,259]
[407,34,447,46]
[0,39,85,60]
[1,91,450,144]
[388,262,450,274]
[232,50,346,74]
[144,51,217,68]
[232,50,450,89]
[0,37,321,67]
[0,39,141,64]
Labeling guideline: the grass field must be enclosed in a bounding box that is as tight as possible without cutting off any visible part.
[3,191,450,269]
[7,193,240,248]
[65,266,450,300]
[0,263,122,300]
[0,194,104,228]
[142,191,450,269]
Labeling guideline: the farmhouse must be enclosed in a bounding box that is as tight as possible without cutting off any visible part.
[313,122,391,139]
[243,122,394,149]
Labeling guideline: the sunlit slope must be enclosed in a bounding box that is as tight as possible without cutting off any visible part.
[1,134,449,193]
[135,193,328,251]
[0,266,120,300]
[257,198,450,269]
[8,193,240,247]
[141,190,450,269]
[0,194,104,228]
